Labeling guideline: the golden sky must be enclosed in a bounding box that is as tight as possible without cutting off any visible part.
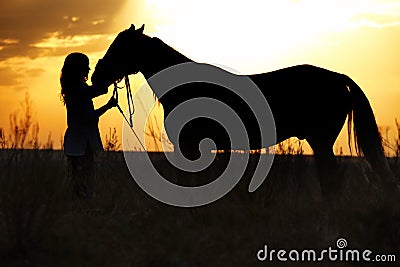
[1,0,400,153]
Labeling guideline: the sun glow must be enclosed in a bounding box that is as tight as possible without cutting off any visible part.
[145,0,391,72]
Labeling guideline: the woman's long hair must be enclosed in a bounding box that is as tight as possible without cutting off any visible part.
[60,52,89,104]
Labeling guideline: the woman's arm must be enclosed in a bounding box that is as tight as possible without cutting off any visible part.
[94,96,117,118]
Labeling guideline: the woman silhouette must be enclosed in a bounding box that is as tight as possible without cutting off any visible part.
[60,52,117,199]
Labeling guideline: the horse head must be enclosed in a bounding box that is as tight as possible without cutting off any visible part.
[92,24,147,86]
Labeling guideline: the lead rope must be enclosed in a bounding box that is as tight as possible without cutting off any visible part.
[113,76,146,151]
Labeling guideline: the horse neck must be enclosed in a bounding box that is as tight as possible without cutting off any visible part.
[139,38,192,79]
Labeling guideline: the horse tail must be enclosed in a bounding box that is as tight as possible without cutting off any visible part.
[345,75,398,189]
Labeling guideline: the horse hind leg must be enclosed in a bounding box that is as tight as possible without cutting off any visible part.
[307,110,348,208]
[308,138,342,206]
[307,136,346,236]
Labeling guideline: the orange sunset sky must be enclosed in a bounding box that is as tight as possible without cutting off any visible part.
[1,0,400,153]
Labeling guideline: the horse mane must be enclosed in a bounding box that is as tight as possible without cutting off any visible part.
[147,37,192,66]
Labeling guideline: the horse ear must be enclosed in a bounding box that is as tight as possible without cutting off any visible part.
[129,24,135,31]
[137,24,145,33]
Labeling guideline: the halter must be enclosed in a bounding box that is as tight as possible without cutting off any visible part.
[113,76,146,151]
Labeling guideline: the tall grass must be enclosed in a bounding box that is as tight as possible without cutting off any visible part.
[0,150,399,266]
[0,93,65,256]
[1,93,399,265]
[0,150,67,255]
[104,127,120,152]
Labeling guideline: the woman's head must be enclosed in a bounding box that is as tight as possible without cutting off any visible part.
[60,52,90,103]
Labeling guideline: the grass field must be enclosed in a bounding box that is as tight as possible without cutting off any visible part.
[0,150,400,266]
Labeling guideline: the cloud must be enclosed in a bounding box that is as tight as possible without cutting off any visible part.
[0,67,21,86]
[29,32,115,57]
[0,0,141,60]
[351,12,400,28]
[0,58,45,91]
[32,33,105,49]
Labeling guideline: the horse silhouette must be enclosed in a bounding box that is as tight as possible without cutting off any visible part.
[92,24,398,204]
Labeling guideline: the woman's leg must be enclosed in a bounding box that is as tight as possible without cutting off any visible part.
[83,147,96,199]
[67,155,88,198]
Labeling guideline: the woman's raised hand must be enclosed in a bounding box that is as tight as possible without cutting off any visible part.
[107,96,118,108]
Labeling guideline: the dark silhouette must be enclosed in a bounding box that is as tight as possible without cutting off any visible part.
[91,25,398,205]
[61,52,117,199]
